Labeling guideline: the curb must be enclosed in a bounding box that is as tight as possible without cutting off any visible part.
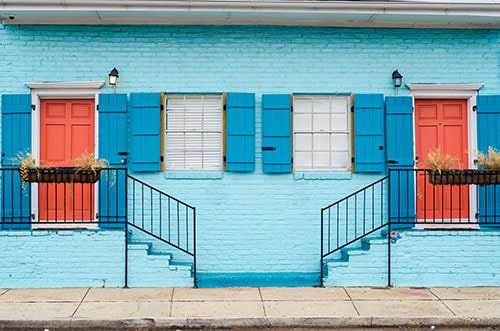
[2,316,500,330]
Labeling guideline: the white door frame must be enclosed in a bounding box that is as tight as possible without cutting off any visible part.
[25,81,104,226]
[408,83,484,228]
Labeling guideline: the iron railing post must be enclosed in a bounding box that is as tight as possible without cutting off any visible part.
[388,168,392,287]
[125,221,129,288]
[320,209,324,287]
[193,207,197,288]
[125,168,129,288]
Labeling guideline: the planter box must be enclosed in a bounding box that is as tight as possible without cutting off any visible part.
[427,169,500,185]
[18,167,102,183]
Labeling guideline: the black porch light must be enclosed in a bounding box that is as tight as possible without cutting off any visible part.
[108,67,119,86]
[392,69,403,88]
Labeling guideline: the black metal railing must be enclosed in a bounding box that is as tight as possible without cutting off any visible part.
[389,168,500,225]
[126,175,196,286]
[1,168,126,226]
[321,168,500,287]
[0,167,197,287]
[320,176,389,284]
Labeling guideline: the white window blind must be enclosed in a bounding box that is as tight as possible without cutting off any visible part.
[165,94,223,170]
[293,95,350,171]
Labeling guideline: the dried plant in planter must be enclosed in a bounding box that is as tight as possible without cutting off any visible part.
[13,151,37,183]
[424,146,462,174]
[73,151,109,174]
[475,146,500,170]
[15,151,109,184]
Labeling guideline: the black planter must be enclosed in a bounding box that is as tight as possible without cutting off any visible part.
[427,169,500,185]
[18,167,102,183]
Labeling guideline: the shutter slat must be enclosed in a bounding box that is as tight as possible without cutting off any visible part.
[226,92,255,172]
[353,94,385,172]
[262,94,292,173]
[130,93,161,172]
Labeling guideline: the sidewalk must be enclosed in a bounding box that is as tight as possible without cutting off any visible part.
[0,286,499,330]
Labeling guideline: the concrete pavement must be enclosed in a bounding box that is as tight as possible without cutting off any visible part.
[0,286,499,330]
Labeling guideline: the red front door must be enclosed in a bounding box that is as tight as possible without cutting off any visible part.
[39,99,95,221]
[415,99,469,221]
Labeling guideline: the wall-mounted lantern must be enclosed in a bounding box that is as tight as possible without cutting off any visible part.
[392,69,403,88]
[108,67,119,86]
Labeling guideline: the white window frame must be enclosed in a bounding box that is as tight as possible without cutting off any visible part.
[164,94,223,171]
[293,94,351,171]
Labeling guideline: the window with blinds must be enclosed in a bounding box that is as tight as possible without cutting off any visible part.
[293,95,350,171]
[165,94,223,170]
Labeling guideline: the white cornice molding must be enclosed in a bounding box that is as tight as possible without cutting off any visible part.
[407,83,484,98]
[26,81,105,99]
[26,81,104,90]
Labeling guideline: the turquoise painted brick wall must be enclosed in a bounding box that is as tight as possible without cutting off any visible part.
[391,230,500,287]
[0,230,125,288]
[324,229,500,287]
[1,25,500,287]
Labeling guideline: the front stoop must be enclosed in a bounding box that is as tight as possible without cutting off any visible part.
[323,235,388,286]
[127,241,194,287]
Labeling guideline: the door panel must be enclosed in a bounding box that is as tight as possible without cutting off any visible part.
[40,99,95,221]
[415,99,469,221]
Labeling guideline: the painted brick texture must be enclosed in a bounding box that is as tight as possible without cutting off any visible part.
[0,230,125,288]
[324,230,500,287]
[1,25,500,287]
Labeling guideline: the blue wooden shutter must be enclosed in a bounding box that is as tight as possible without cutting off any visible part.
[98,94,128,225]
[353,94,385,172]
[130,93,161,172]
[476,95,500,226]
[1,94,32,228]
[386,96,415,228]
[226,92,255,172]
[262,94,292,173]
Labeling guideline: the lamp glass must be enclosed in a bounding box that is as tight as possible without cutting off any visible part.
[393,77,402,88]
[109,75,118,86]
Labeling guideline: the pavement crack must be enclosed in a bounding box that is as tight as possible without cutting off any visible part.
[169,288,175,317]
[71,287,90,318]
[258,287,268,317]
[343,287,361,316]
[428,288,457,316]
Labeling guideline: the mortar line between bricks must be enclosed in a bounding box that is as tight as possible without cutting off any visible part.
[343,287,361,316]
[70,287,91,318]
[428,288,457,316]
[258,287,268,317]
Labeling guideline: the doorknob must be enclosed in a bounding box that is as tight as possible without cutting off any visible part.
[262,146,276,151]
[415,155,419,164]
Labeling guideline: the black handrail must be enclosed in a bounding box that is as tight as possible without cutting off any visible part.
[320,176,389,286]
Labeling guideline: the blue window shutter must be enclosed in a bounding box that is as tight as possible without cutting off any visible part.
[354,94,385,172]
[386,96,415,228]
[476,95,500,226]
[226,92,255,172]
[262,94,292,173]
[98,94,128,166]
[130,93,161,172]
[98,94,128,226]
[1,94,32,228]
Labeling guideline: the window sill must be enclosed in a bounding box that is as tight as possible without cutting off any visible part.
[293,171,352,180]
[164,171,223,179]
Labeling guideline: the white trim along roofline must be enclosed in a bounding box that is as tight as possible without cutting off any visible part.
[1,1,500,27]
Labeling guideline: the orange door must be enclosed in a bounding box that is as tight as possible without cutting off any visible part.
[415,99,469,221]
[39,99,95,221]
